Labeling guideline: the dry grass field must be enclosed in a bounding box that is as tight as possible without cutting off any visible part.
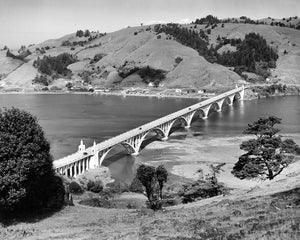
[0,184,299,239]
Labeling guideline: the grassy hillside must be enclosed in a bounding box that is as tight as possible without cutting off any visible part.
[1,159,299,239]
[0,17,300,92]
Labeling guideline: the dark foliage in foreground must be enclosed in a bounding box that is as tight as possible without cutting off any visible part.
[0,108,65,217]
[69,181,84,194]
[136,164,168,210]
[87,180,104,193]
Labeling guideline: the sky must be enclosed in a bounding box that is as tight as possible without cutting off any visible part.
[0,0,299,48]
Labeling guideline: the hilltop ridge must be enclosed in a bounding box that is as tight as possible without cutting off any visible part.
[0,15,300,92]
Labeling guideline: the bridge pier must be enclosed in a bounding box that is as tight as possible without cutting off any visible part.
[182,111,196,128]
[228,94,235,105]
[200,105,211,119]
[240,85,245,100]
[216,99,225,112]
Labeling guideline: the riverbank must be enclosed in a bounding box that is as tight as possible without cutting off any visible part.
[140,132,300,190]
[1,83,299,101]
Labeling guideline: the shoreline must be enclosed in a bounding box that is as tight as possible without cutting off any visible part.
[0,89,207,100]
[141,132,300,189]
[1,84,299,100]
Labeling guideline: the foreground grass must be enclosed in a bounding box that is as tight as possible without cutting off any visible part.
[1,187,299,240]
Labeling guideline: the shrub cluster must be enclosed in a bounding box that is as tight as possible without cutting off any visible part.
[138,66,166,85]
[178,163,228,203]
[89,53,105,64]
[32,74,50,86]
[69,181,84,194]
[216,33,278,72]
[87,180,103,193]
[194,15,220,25]
[154,23,209,56]
[118,64,166,86]
[178,180,228,203]
[6,49,31,61]
[76,29,91,37]
[33,53,77,77]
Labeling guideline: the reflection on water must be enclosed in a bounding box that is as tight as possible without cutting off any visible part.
[1,94,299,182]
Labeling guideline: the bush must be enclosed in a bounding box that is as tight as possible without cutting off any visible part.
[178,180,228,203]
[87,180,103,193]
[175,56,183,64]
[65,82,73,89]
[76,30,84,37]
[138,66,166,84]
[33,74,50,86]
[62,40,72,46]
[106,181,129,194]
[89,53,105,64]
[69,181,83,194]
[79,198,115,208]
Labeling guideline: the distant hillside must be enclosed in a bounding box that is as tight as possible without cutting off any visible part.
[0,15,300,92]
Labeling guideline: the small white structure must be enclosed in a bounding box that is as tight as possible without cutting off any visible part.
[78,139,86,152]
[198,89,204,94]
[175,89,182,93]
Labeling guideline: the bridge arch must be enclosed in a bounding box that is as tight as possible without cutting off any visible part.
[98,147,114,166]
[207,102,219,115]
[191,108,206,120]
[152,127,168,139]
[234,92,242,100]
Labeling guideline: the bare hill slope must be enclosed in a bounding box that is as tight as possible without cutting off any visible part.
[1,21,300,91]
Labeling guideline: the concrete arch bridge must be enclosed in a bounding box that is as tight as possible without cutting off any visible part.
[53,86,246,177]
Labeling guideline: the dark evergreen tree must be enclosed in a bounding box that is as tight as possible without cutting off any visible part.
[0,108,65,214]
[232,116,300,180]
[136,164,168,210]
[76,30,84,37]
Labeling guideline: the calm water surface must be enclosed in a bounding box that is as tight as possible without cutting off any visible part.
[1,94,299,181]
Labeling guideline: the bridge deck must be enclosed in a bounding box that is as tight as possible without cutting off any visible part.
[53,87,245,168]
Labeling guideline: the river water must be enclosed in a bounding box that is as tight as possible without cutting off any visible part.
[1,94,299,182]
